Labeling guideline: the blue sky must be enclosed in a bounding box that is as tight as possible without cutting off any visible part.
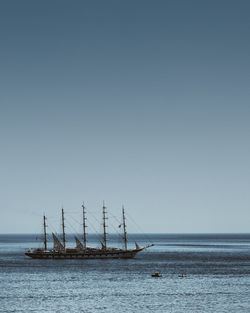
[0,0,249,233]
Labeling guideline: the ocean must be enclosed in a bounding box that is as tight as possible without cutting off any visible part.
[0,234,250,313]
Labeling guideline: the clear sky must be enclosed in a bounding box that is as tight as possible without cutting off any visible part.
[0,0,249,233]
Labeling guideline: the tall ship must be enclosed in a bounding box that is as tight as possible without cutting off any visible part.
[25,203,153,259]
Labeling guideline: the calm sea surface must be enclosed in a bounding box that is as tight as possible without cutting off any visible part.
[0,234,250,313]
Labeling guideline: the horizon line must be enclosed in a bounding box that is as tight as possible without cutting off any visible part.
[1,232,250,235]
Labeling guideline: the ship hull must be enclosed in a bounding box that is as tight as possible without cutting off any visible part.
[25,249,141,259]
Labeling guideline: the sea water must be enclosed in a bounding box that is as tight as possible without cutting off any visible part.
[0,234,249,313]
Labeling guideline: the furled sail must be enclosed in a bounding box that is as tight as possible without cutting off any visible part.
[75,236,84,249]
[52,233,64,250]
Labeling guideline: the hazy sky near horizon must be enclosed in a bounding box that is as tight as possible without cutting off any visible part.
[0,0,250,233]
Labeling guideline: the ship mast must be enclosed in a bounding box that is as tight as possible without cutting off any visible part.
[102,202,107,249]
[43,215,47,250]
[62,208,66,249]
[122,206,128,250]
[82,203,87,248]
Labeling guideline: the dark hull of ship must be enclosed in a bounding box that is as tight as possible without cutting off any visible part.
[25,249,141,259]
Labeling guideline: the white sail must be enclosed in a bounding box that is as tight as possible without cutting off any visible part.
[52,233,64,250]
[135,242,141,250]
[75,236,84,249]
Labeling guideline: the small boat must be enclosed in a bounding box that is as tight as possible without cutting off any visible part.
[152,272,162,277]
[178,274,186,278]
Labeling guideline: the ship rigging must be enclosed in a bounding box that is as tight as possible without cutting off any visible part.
[25,203,153,259]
